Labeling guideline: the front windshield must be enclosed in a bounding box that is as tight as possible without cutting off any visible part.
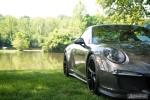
[92,25,150,44]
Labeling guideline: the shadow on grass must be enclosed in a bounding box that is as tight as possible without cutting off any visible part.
[0,70,111,100]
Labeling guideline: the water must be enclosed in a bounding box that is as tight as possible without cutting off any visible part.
[0,51,63,70]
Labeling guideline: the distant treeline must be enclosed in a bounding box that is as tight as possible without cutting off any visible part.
[0,1,149,51]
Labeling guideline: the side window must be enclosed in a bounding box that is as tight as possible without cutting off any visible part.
[81,28,92,44]
[92,26,120,43]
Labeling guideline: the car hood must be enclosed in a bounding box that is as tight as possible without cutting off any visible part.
[92,41,150,73]
[112,41,150,64]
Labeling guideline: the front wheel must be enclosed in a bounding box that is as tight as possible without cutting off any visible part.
[87,54,98,94]
[63,54,69,76]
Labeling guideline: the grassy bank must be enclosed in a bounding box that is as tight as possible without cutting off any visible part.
[0,49,42,53]
[0,50,19,53]
[0,69,110,100]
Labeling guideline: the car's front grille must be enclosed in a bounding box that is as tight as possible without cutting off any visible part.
[117,73,150,93]
[118,76,147,92]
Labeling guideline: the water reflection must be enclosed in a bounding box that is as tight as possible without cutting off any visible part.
[0,51,63,70]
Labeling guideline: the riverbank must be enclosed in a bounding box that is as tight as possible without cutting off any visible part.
[0,49,42,53]
[0,49,64,53]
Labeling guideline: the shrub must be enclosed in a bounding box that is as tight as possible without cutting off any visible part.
[42,31,72,52]
[12,32,30,51]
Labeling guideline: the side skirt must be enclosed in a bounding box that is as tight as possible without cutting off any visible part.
[69,72,87,83]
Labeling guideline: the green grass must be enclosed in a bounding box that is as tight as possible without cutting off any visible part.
[0,69,111,100]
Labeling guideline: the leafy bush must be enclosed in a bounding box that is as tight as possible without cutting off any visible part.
[12,32,30,51]
[42,31,72,52]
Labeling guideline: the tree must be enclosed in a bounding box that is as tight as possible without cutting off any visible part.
[42,30,71,52]
[0,15,4,46]
[71,0,87,37]
[96,0,150,25]
[0,15,17,46]
[12,32,30,51]
[17,16,31,34]
[84,14,109,27]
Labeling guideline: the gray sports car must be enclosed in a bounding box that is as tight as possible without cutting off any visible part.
[63,25,150,99]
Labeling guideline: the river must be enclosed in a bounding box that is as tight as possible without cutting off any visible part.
[0,51,63,70]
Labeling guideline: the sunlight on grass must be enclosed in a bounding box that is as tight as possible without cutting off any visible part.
[0,70,110,100]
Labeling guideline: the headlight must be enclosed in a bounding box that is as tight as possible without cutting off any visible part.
[103,48,126,63]
[112,70,143,77]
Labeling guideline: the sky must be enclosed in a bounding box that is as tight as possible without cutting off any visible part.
[0,0,101,18]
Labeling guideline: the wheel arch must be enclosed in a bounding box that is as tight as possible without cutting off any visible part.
[63,50,70,76]
[63,49,72,70]
[86,52,94,73]
[64,50,69,61]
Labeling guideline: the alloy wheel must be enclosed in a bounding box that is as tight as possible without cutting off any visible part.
[87,55,98,94]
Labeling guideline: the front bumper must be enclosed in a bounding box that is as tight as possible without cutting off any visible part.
[97,70,150,99]
[98,87,149,99]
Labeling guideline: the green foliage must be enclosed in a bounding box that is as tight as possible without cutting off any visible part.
[71,0,87,37]
[0,0,149,51]
[96,0,150,25]
[0,15,17,46]
[42,30,72,52]
[85,14,110,27]
[41,1,90,51]
[12,32,30,51]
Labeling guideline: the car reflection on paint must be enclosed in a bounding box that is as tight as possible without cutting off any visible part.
[63,24,150,99]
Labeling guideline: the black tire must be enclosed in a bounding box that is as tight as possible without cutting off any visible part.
[63,54,69,77]
[86,54,98,94]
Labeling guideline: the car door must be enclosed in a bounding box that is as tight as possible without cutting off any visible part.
[73,28,92,78]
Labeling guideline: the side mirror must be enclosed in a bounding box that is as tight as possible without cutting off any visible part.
[74,38,85,45]
[74,38,91,49]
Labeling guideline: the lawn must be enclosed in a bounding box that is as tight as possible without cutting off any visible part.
[0,69,110,100]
